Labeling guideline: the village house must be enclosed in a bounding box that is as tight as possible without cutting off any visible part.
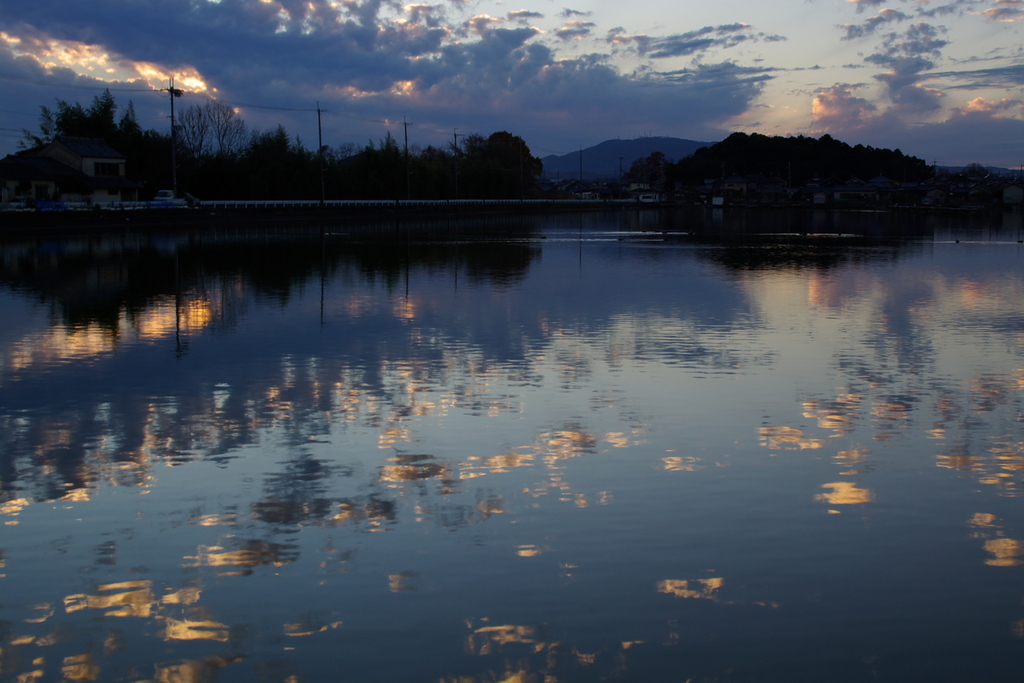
[998,181,1024,205]
[0,136,141,205]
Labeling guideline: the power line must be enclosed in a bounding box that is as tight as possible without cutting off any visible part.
[183,92,323,113]
[322,109,391,124]
[415,122,460,137]
[214,99,321,113]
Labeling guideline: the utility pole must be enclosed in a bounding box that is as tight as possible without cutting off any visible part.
[403,117,412,200]
[618,156,623,198]
[518,139,524,201]
[453,128,461,200]
[163,78,183,196]
[317,102,325,206]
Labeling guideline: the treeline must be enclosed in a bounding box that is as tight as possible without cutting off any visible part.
[667,132,933,186]
[21,92,544,201]
[23,93,940,199]
[23,91,174,195]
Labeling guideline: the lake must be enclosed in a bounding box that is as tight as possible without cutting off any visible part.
[1,208,1023,682]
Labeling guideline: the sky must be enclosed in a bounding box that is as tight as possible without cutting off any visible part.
[1,0,1024,167]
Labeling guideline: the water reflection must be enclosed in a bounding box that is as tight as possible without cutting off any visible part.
[1,210,1024,682]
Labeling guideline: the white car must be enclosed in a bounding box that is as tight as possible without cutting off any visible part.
[149,190,188,208]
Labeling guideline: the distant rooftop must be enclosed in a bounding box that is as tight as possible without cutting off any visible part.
[0,154,87,180]
[53,136,126,159]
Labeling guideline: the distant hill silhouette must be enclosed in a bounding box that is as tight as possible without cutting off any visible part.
[940,165,1017,177]
[669,132,932,186]
[540,136,714,180]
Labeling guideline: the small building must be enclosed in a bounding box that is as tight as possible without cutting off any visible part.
[968,183,997,206]
[719,175,751,196]
[0,136,141,204]
[830,178,877,203]
[0,155,89,203]
[755,176,787,203]
[549,179,587,197]
[999,182,1024,205]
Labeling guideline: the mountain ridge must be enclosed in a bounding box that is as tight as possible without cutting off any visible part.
[540,136,714,180]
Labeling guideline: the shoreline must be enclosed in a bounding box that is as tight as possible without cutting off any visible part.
[0,201,1013,237]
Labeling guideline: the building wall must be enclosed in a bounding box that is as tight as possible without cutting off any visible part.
[3,178,57,201]
[83,157,125,177]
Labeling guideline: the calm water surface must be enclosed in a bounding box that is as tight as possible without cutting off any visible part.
[1,209,1024,682]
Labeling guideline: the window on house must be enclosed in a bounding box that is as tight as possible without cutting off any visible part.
[94,162,121,177]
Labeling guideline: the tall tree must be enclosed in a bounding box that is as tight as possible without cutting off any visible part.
[460,131,543,198]
[628,151,668,188]
[21,89,120,147]
[117,101,142,140]
[177,104,211,160]
[206,100,247,157]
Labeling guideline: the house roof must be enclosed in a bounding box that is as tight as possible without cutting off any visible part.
[0,152,140,190]
[53,136,126,160]
[0,154,87,181]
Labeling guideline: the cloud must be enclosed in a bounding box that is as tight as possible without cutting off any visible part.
[866,22,949,69]
[553,20,596,41]
[846,0,987,18]
[653,61,776,93]
[0,0,781,151]
[464,14,504,35]
[847,0,887,13]
[861,22,948,110]
[640,23,784,59]
[975,1,1024,21]
[8,0,1014,169]
[956,95,1024,113]
[836,97,1024,165]
[895,106,1024,164]
[811,3,1024,166]
[404,4,448,28]
[840,9,911,40]
[915,0,986,17]
[604,28,651,52]
[812,83,879,131]
[930,62,1024,87]
[507,9,543,22]
[811,74,1024,166]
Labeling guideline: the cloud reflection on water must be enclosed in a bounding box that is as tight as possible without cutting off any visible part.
[1,211,1024,681]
